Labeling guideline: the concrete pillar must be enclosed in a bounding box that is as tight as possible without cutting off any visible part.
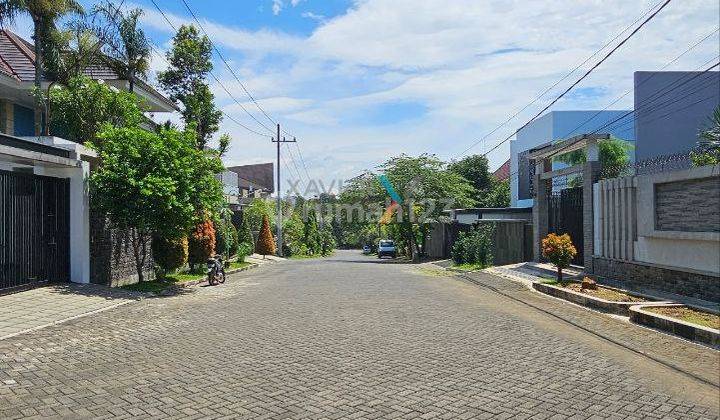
[69,161,91,283]
[583,161,601,272]
[532,159,550,261]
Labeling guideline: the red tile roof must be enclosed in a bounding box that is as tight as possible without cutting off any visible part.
[492,158,511,181]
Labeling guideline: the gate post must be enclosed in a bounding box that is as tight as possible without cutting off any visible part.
[532,159,550,261]
[583,159,601,272]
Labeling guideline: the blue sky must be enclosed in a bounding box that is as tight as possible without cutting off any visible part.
[8,1,720,194]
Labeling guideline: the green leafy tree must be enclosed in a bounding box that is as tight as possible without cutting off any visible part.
[49,76,144,144]
[244,198,275,234]
[283,210,306,256]
[0,0,84,135]
[236,215,254,260]
[319,224,336,256]
[157,24,221,149]
[448,154,494,203]
[90,125,224,281]
[483,179,510,208]
[92,2,150,93]
[691,106,720,166]
[303,208,322,255]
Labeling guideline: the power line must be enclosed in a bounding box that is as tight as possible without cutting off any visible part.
[147,0,274,138]
[294,142,312,181]
[451,0,668,159]
[178,0,278,130]
[454,0,674,160]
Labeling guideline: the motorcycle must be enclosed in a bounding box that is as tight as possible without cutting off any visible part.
[206,255,226,286]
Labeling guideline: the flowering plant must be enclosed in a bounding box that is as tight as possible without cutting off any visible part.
[541,233,577,281]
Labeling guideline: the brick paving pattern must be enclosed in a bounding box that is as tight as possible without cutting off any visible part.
[0,250,718,419]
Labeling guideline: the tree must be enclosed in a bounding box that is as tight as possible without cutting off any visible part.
[236,215,254,260]
[303,208,322,255]
[244,198,275,234]
[541,233,577,282]
[319,224,336,256]
[691,106,720,166]
[283,210,306,256]
[0,0,83,135]
[188,218,215,270]
[483,179,510,208]
[92,3,150,93]
[50,76,144,144]
[151,235,188,274]
[90,125,224,281]
[448,154,494,203]
[255,214,276,258]
[157,25,221,149]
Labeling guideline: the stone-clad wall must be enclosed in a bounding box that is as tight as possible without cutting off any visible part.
[655,176,720,232]
[90,211,154,286]
[592,256,719,303]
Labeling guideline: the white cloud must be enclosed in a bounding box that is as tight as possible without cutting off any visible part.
[139,0,719,192]
[272,0,283,15]
[301,12,326,22]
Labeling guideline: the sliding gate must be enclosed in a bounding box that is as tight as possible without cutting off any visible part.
[548,186,584,266]
[0,170,70,291]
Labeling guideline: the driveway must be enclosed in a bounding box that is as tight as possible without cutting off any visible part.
[0,250,717,419]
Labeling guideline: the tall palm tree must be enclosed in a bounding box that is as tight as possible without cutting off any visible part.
[93,2,150,93]
[0,0,84,134]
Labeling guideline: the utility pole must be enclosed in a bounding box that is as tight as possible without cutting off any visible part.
[271,123,296,257]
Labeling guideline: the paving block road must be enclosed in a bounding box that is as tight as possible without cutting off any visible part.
[0,250,718,419]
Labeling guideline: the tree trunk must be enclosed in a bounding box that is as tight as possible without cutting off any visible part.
[32,17,43,136]
[128,70,135,93]
[557,266,563,282]
[130,228,147,283]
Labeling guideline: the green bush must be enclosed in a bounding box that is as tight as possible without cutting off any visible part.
[451,224,495,267]
[320,225,336,256]
[215,218,238,258]
[151,235,188,273]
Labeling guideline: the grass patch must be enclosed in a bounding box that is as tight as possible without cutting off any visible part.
[451,263,488,272]
[288,253,332,260]
[228,261,251,270]
[120,270,205,293]
[646,306,720,329]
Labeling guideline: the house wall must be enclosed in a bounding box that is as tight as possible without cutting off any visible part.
[634,71,720,162]
[510,110,634,208]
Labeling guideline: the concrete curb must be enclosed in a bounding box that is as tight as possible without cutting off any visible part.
[532,281,669,316]
[630,303,720,349]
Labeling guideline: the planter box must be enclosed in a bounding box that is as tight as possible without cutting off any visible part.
[532,282,661,316]
[630,304,720,348]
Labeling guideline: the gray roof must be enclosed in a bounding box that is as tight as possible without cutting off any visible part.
[227,162,274,192]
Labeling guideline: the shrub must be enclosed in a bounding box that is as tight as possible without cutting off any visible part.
[451,225,494,267]
[320,225,336,256]
[215,218,238,258]
[255,214,276,257]
[188,219,216,269]
[151,235,188,273]
[541,233,577,281]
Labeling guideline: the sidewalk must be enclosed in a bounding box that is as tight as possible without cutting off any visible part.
[0,284,141,340]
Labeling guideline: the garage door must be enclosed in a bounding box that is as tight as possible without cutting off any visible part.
[0,170,70,291]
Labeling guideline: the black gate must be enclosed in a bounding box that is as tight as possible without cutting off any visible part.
[548,186,583,266]
[0,170,70,291]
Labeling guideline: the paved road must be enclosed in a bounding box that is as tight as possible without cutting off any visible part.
[0,250,718,419]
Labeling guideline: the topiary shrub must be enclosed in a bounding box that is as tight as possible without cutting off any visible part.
[188,219,216,270]
[215,218,238,258]
[151,235,188,274]
[451,231,468,264]
[541,233,577,281]
[255,214,276,258]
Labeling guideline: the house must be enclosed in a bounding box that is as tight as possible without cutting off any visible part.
[0,29,175,290]
[226,162,274,204]
[633,71,720,163]
[510,110,635,208]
